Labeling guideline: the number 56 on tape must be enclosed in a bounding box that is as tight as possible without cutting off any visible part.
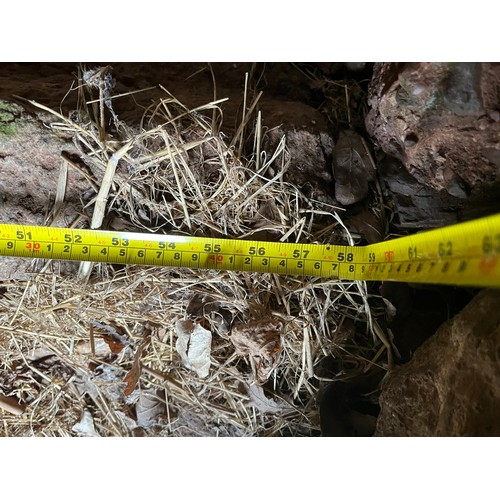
[0,214,499,287]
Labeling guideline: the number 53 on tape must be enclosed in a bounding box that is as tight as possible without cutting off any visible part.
[0,214,499,287]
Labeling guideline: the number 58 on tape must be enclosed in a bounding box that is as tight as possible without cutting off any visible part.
[0,214,499,287]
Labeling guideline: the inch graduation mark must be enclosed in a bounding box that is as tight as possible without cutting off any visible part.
[0,214,498,287]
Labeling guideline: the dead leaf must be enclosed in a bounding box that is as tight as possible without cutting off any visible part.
[154,326,169,343]
[76,338,112,357]
[101,335,125,354]
[90,320,129,349]
[72,409,99,437]
[26,347,56,361]
[230,318,283,383]
[333,318,356,344]
[186,293,219,319]
[247,384,289,414]
[175,319,212,378]
[252,198,281,229]
[333,129,375,205]
[122,322,154,396]
[347,210,384,244]
[382,298,398,323]
[123,345,143,396]
[114,410,140,433]
[136,389,165,428]
[0,394,26,416]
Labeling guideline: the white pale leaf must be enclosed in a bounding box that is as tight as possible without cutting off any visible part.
[72,409,99,437]
[175,320,212,378]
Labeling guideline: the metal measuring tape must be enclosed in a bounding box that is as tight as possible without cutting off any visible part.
[0,214,499,287]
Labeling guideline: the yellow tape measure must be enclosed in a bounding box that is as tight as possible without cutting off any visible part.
[0,214,499,287]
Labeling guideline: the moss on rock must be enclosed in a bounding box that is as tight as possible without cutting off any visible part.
[0,100,24,137]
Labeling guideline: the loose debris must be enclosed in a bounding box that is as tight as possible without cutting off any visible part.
[72,408,99,437]
[230,318,283,384]
[0,394,26,416]
[247,384,291,415]
[0,65,391,436]
[332,129,376,205]
[175,320,212,379]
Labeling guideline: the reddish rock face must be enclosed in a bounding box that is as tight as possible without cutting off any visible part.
[366,63,500,228]
[376,289,500,436]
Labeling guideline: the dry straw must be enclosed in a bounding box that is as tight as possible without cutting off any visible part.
[0,66,390,436]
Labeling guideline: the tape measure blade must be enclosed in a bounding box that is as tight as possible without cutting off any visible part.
[0,214,499,286]
[363,214,500,286]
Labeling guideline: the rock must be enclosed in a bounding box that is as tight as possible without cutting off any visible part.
[0,100,88,280]
[376,156,462,229]
[366,63,500,228]
[379,282,474,363]
[375,289,500,436]
[332,129,375,205]
[260,99,336,204]
[344,63,367,72]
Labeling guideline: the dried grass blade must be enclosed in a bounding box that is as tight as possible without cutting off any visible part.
[229,91,263,150]
[46,159,68,225]
[79,140,133,278]
[163,131,192,232]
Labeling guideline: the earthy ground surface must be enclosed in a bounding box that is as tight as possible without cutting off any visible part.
[0,62,499,436]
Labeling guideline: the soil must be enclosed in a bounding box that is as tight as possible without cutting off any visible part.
[0,63,330,131]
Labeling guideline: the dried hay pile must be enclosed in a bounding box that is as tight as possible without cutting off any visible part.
[0,66,388,436]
